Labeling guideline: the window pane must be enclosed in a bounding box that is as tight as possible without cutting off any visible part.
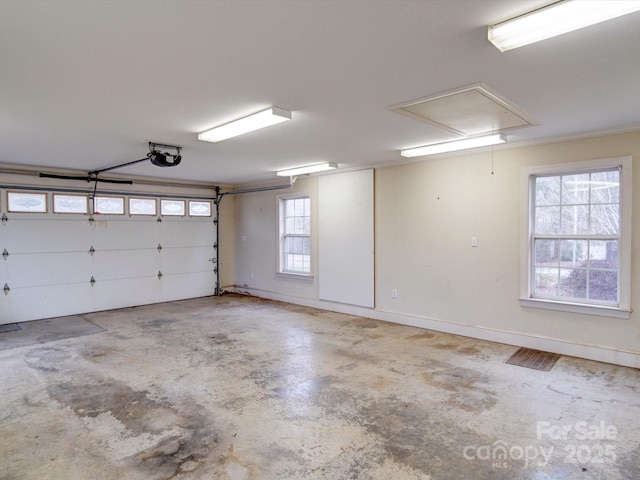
[589,270,617,302]
[304,198,311,216]
[535,206,560,234]
[294,198,304,216]
[558,268,587,300]
[303,217,311,235]
[562,173,590,205]
[285,218,295,234]
[534,267,559,297]
[7,192,47,213]
[294,217,304,234]
[53,194,87,214]
[95,196,124,215]
[589,240,617,269]
[560,205,589,235]
[130,198,156,215]
[161,200,185,216]
[559,239,587,267]
[590,204,619,235]
[535,239,559,265]
[591,170,619,204]
[189,201,211,217]
[286,199,294,216]
[536,176,560,206]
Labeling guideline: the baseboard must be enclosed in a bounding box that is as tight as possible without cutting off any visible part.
[229,286,640,369]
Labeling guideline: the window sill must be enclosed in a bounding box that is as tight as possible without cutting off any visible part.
[520,298,631,319]
[277,272,314,282]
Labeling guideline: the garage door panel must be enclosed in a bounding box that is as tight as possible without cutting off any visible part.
[94,277,160,312]
[161,272,215,302]
[160,221,215,248]
[159,247,214,275]
[4,219,91,253]
[5,252,92,288]
[91,219,160,250]
[7,283,95,322]
[93,250,159,281]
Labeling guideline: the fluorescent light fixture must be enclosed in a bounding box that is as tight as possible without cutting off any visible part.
[401,133,506,158]
[488,0,640,52]
[198,106,291,143]
[276,162,338,177]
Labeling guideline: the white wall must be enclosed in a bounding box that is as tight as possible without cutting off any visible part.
[231,130,640,367]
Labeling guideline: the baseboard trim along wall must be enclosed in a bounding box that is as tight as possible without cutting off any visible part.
[230,286,640,369]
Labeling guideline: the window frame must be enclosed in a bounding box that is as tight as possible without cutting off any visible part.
[520,156,632,319]
[277,195,312,277]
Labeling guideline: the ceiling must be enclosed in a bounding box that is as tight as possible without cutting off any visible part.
[1,0,639,186]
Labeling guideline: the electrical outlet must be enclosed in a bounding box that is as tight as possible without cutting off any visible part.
[471,236,478,247]
[392,289,398,299]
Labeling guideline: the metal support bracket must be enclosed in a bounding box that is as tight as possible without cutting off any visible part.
[2,248,8,260]
[89,246,95,256]
[157,270,163,280]
[3,283,9,295]
[157,244,162,252]
[1,213,7,225]
[90,276,96,287]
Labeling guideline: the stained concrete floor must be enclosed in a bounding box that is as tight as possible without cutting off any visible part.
[1,295,639,480]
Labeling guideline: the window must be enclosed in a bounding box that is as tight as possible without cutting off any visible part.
[279,196,311,275]
[53,194,87,214]
[189,200,212,217]
[161,199,185,216]
[129,198,157,216]
[521,157,631,318]
[7,191,47,213]
[94,196,125,215]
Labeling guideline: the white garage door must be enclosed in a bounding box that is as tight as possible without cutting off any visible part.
[0,189,216,324]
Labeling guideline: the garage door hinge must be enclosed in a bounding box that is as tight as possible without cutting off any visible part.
[157,270,163,280]
[1,213,7,224]
[3,283,9,295]
[89,246,95,256]
[213,266,218,274]
[2,248,8,260]
[157,243,162,252]
[214,242,218,249]
[213,218,218,225]
[90,276,96,287]
[157,216,162,223]
[88,216,95,225]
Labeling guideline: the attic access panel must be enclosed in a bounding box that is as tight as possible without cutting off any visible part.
[390,84,537,137]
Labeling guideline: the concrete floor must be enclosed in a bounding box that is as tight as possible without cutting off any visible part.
[1,295,639,480]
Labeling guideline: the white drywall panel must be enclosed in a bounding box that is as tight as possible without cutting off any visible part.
[318,169,374,308]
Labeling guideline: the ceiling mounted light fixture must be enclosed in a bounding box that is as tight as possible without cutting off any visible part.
[488,0,640,52]
[401,134,506,158]
[276,162,338,177]
[198,106,292,143]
